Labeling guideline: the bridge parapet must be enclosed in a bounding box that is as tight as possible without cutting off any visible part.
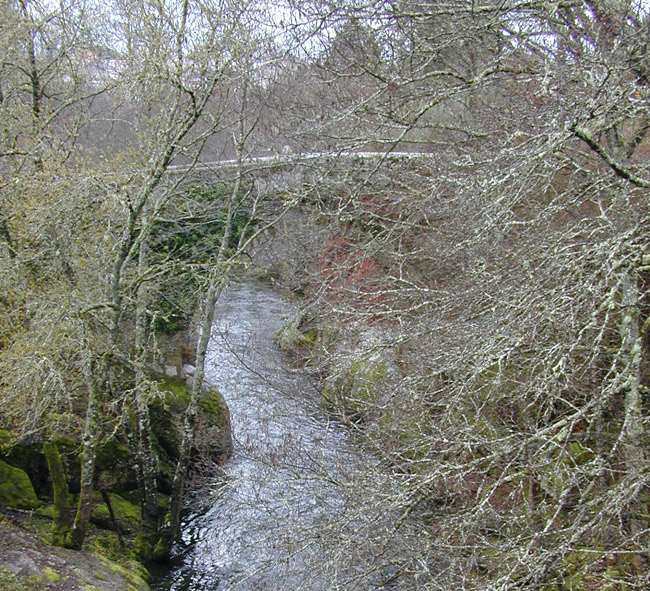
[167,151,435,196]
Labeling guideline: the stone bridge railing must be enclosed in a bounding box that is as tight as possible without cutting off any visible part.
[168,151,434,196]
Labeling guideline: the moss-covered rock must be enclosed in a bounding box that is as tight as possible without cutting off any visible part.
[0,431,50,497]
[152,378,232,466]
[91,492,142,533]
[42,566,59,583]
[196,389,233,460]
[274,317,315,354]
[0,520,150,591]
[0,567,41,591]
[93,554,149,591]
[321,353,389,420]
[150,379,187,461]
[0,459,38,510]
[1,427,137,499]
[95,438,137,494]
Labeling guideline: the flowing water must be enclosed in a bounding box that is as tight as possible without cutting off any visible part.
[150,280,431,591]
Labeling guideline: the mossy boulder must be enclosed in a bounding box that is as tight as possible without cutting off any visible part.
[321,353,389,420]
[0,431,50,497]
[274,316,315,354]
[0,459,38,510]
[94,554,149,591]
[91,492,142,533]
[150,379,186,460]
[0,429,136,498]
[0,521,150,591]
[195,388,233,461]
[95,439,137,494]
[48,434,136,495]
[152,379,232,467]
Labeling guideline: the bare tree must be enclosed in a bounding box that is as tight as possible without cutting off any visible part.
[264,1,650,589]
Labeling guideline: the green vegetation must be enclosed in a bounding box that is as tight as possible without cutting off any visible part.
[42,441,72,546]
[0,459,38,510]
[0,568,41,591]
[91,493,142,533]
[149,184,255,334]
[42,566,59,583]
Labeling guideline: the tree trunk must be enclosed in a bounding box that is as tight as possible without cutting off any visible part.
[155,274,225,560]
[619,267,649,572]
[154,77,250,559]
[43,440,73,547]
[133,239,160,559]
[68,375,101,550]
[100,489,125,549]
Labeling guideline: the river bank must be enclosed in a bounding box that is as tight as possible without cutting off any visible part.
[0,507,149,591]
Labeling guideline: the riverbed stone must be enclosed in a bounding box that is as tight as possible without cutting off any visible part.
[274,318,315,353]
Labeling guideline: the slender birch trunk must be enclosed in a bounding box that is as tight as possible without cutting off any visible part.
[619,266,648,571]
[133,238,161,558]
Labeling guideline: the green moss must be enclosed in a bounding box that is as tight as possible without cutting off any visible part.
[91,492,141,533]
[159,378,190,404]
[151,379,190,461]
[96,439,130,467]
[95,438,136,493]
[199,389,226,419]
[42,567,59,583]
[322,353,389,418]
[151,537,169,562]
[0,429,14,454]
[93,554,149,591]
[159,379,227,418]
[567,440,594,465]
[108,560,150,590]
[43,441,72,546]
[154,379,232,463]
[0,459,38,510]
[274,322,314,353]
[51,434,78,452]
[88,532,124,562]
[35,504,57,519]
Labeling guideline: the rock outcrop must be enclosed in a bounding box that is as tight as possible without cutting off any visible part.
[0,517,149,591]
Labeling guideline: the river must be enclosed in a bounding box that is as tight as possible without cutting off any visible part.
[150,280,431,591]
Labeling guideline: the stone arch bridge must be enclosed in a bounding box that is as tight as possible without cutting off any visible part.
[168,151,435,197]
